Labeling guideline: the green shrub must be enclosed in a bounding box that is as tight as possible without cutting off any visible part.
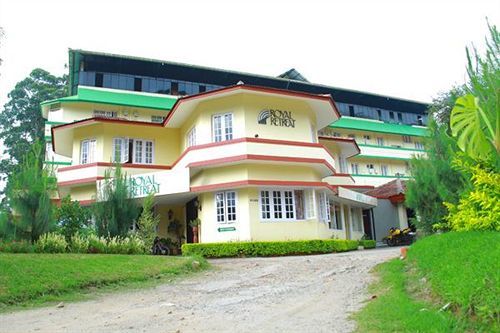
[68,233,89,253]
[34,233,67,253]
[87,234,107,254]
[0,240,34,253]
[55,195,90,242]
[181,239,359,258]
[359,240,376,249]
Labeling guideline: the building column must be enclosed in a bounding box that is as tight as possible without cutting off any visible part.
[348,205,354,240]
[340,203,346,239]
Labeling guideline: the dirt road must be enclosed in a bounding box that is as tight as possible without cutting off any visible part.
[0,247,399,333]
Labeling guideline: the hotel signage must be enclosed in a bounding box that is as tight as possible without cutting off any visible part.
[258,109,296,128]
[129,175,160,197]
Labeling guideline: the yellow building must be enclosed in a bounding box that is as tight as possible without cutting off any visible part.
[44,85,377,244]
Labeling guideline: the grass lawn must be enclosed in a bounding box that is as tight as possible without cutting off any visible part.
[354,231,499,332]
[0,253,207,311]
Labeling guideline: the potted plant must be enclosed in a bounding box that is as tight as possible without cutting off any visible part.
[189,218,201,243]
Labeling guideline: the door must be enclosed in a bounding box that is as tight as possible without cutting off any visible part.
[362,209,374,240]
[185,198,198,243]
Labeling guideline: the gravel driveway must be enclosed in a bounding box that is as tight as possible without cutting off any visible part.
[0,247,399,333]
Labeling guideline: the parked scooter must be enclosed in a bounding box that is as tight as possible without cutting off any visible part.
[152,237,170,255]
[383,227,415,246]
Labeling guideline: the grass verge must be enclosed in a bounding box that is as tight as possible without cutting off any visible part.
[0,253,207,311]
[354,231,499,332]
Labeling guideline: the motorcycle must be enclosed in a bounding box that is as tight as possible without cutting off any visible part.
[152,237,170,255]
[383,227,415,246]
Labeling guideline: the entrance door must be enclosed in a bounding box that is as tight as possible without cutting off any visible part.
[362,209,374,240]
[185,198,198,243]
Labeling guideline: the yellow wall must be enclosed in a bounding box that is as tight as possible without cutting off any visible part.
[156,205,186,241]
[69,185,96,201]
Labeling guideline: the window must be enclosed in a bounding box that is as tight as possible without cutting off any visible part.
[376,137,384,146]
[199,85,206,93]
[333,132,341,137]
[260,189,308,221]
[132,139,154,164]
[417,115,423,126]
[380,165,389,176]
[351,163,359,174]
[334,205,343,230]
[212,113,233,142]
[415,141,424,150]
[347,134,356,139]
[403,135,412,143]
[151,115,165,123]
[362,135,370,144]
[376,109,382,120]
[397,113,403,122]
[348,105,355,117]
[367,164,375,175]
[187,127,197,148]
[339,155,348,173]
[171,82,179,95]
[215,191,237,223]
[304,190,316,219]
[80,139,96,164]
[112,137,129,163]
[95,73,103,87]
[94,110,117,118]
[389,111,395,121]
[134,78,142,92]
[318,192,330,222]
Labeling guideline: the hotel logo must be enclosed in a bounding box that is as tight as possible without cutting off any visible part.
[258,109,296,128]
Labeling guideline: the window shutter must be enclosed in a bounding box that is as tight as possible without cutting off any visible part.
[122,138,129,163]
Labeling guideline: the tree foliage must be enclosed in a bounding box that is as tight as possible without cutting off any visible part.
[93,165,139,237]
[406,117,470,233]
[0,69,67,181]
[5,141,57,242]
[450,22,499,163]
[55,195,90,242]
[445,161,500,231]
[136,193,160,251]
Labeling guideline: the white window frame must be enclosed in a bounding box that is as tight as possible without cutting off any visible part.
[362,135,370,144]
[187,126,197,148]
[376,137,385,146]
[215,191,237,224]
[151,115,165,123]
[415,141,424,150]
[317,192,330,223]
[132,139,154,164]
[259,189,298,221]
[93,110,117,118]
[304,189,316,219]
[112,137,129,163]
[367,164,376,175]
[212,113,233,142]
[331,204,343,230]
[351,163,359,174]
[80,139,96,164]
[380,164,389,176]
[403,135,412,143]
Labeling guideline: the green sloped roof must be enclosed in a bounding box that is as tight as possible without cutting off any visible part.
[41,86,178,111]
[329,116,428,137]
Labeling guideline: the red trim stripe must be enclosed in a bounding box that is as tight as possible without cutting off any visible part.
[58,162,171,172]
[162,84,341,127]
[187,154,336,173]
[190,180,332,193]
[318,136,361,157]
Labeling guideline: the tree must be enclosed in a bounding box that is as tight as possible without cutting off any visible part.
[5,141,57,242]
[55,195,90,242]
[406,116,470,233]
[0,69,67,182]
[450,23,499,164]
[136,193,160,252]
[93,165,139,237]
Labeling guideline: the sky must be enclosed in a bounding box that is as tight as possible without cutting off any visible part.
[0,0,499,107]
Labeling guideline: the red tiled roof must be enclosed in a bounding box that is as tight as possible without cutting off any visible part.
[364,179,407,199]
